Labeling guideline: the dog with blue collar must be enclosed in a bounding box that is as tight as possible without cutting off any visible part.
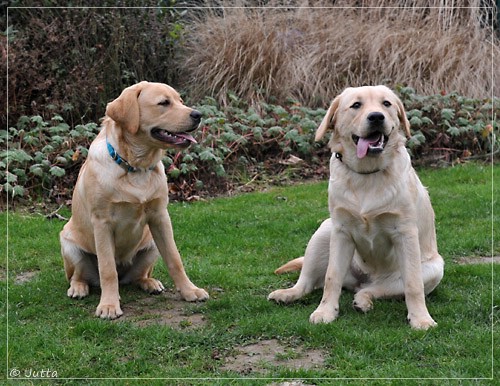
[60,81,209,319]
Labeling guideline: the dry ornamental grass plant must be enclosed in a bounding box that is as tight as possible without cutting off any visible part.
[182,0,499,107]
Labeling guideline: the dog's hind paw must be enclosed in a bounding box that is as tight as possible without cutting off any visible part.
[67,281,89,299]
[353,291,373,313]
[138,278,165,294]
[268,288,301,303]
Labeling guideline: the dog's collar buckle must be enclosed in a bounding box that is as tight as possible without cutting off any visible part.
[106,138,155,173]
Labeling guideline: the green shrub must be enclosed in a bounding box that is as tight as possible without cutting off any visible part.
[398,87,499,163]
[1,115,97,205]
[1,90,497,207]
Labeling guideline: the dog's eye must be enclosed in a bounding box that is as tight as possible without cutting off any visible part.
[350,102,361,109]
[383,100,392,107]
[158,100,170,106]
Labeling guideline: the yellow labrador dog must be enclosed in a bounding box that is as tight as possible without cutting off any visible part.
[60,81,209,319]
[269,85,444,330]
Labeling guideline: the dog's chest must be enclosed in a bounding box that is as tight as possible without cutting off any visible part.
[333,193,400,264]
[351,214,391,245]
[109,203,153,260]
[349,213,399,268]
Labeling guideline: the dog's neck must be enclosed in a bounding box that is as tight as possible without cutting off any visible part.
[106,137,157,173]
[334,152,383,175]
[106,126,162,173]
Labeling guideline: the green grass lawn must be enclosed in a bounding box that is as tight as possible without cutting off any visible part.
[2,162,498,384]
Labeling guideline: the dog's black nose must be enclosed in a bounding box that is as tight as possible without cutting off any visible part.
[190,110,202,121]
[367,112,385,125]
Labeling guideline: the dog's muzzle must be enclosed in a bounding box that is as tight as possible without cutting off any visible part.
[352,112,389,159]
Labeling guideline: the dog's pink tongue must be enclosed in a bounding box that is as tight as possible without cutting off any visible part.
[356,138,372,159]
[176,133,197,144]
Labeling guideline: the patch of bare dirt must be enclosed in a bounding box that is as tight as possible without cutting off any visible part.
[116,288,207,330]
[268,383,315,386]
[455,256,500,265]
[221,339,326,375]
[14,270,38,284]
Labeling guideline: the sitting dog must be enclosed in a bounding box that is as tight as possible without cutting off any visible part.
[269,85,444,330]
[60,81,209,319]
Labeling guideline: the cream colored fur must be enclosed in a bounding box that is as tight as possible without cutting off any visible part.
[269,86,444,330]
[60,81,208,319]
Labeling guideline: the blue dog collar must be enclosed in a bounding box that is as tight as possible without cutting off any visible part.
[106,137,155,173]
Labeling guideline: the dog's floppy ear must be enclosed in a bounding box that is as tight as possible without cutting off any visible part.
[106,81,148,134]
[315,95,341,142]
[394,96,411,138]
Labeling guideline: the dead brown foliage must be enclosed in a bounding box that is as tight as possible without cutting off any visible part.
[182,0,499,107]
[3,2,186,128]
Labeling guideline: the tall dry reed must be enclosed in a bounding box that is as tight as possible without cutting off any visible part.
[182,0,499,106]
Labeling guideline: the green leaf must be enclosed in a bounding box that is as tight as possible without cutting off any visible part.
[446,126,460,136]
[284,129,299,141]
[55,156,68,165]
[182,154,193,162]
[31,115,47,127]
[168,167,181,178]
[252,127,263,140]
[30,165,44,177]
[300,118,317,131]
[0,149,33,163]
[16,116,31,130]
[421,117,434,125]
[407,131,426,148]
[457,117,470,127]
[13,168,26,178]
[49,166,65,177]
[6,171,17,183]
[409,116,422,127]
[441,108,455,121]
[199,149,217,162]
[214,164,226,176]
[51,114,64,122]
[13,185,25,197]
[268,126,284,136]
[407,109,422,118]
[42,145,54,153]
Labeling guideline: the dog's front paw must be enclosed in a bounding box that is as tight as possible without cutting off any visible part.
[138,278,165,294]
[309,306,339,324]
[67,281,89,299]
[180,287,209,302]
[408,313,437,330]
[95,302,123,320]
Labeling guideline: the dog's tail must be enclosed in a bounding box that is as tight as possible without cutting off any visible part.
[274,257,304,274]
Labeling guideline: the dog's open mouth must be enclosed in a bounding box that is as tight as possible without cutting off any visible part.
[352,132,388,159]
[151,128,197,147]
